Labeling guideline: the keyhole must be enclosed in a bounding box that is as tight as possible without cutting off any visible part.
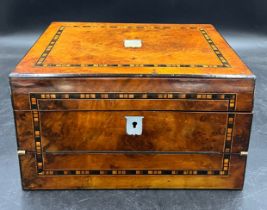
[132,121,137,128]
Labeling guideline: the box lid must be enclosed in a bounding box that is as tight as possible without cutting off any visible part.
[10,22,254,78]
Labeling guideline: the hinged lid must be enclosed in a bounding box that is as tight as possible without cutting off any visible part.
[10,22,254,78]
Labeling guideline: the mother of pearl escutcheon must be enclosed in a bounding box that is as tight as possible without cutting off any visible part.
[125,116,144,135]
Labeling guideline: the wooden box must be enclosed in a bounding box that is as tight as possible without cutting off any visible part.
[10,22,255,190]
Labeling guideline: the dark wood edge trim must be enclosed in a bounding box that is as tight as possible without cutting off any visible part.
[22,187,244,190]
[9,79,26,189]
[9,79,26,150]
[9,73,256,79]
[18,156,27,190]
[245,113,254,154]
[252,78,256,111]
[240,155,248,190]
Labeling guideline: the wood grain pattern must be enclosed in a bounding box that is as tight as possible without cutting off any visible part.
[10,22,255,189]
[39,111,232,152]
[10,77,254,111]
[14,111,252,153]
[10,22,253,77]
[19,153,247,189]
[37,98,231,111]
[43,153,223,171]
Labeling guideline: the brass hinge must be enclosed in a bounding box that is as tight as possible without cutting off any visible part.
[240,151,248,156]
[17,150,26,155]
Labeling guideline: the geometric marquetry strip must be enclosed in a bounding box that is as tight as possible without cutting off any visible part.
[30,92,236,111]
[36,26,64,67]
[30,92,236,176]
[80,93,96,99]
[41,169,228,176]
[75,25,198,29]
[40,63,229,68]
[221,113,235,174]
[30,92,236,100]
[31,109,44,174]
[199,29,230,68]
[35,26,230,69]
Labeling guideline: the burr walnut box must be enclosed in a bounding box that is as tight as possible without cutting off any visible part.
[10,22,255,190]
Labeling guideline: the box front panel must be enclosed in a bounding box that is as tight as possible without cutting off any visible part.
[11,77,254,189]
[14,95,252,189]
[18,109,250,183]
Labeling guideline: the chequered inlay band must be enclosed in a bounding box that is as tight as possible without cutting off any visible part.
[30,92,236,176]
[35,25,230,68]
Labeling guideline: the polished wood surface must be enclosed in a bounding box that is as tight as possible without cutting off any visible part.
[19,154,247,189]
[39,111,250,153]
[44,153,223,171]
[14,111,252,154]
[10,22,255,189]
[10,77,254,111]
[11,22,253,77]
